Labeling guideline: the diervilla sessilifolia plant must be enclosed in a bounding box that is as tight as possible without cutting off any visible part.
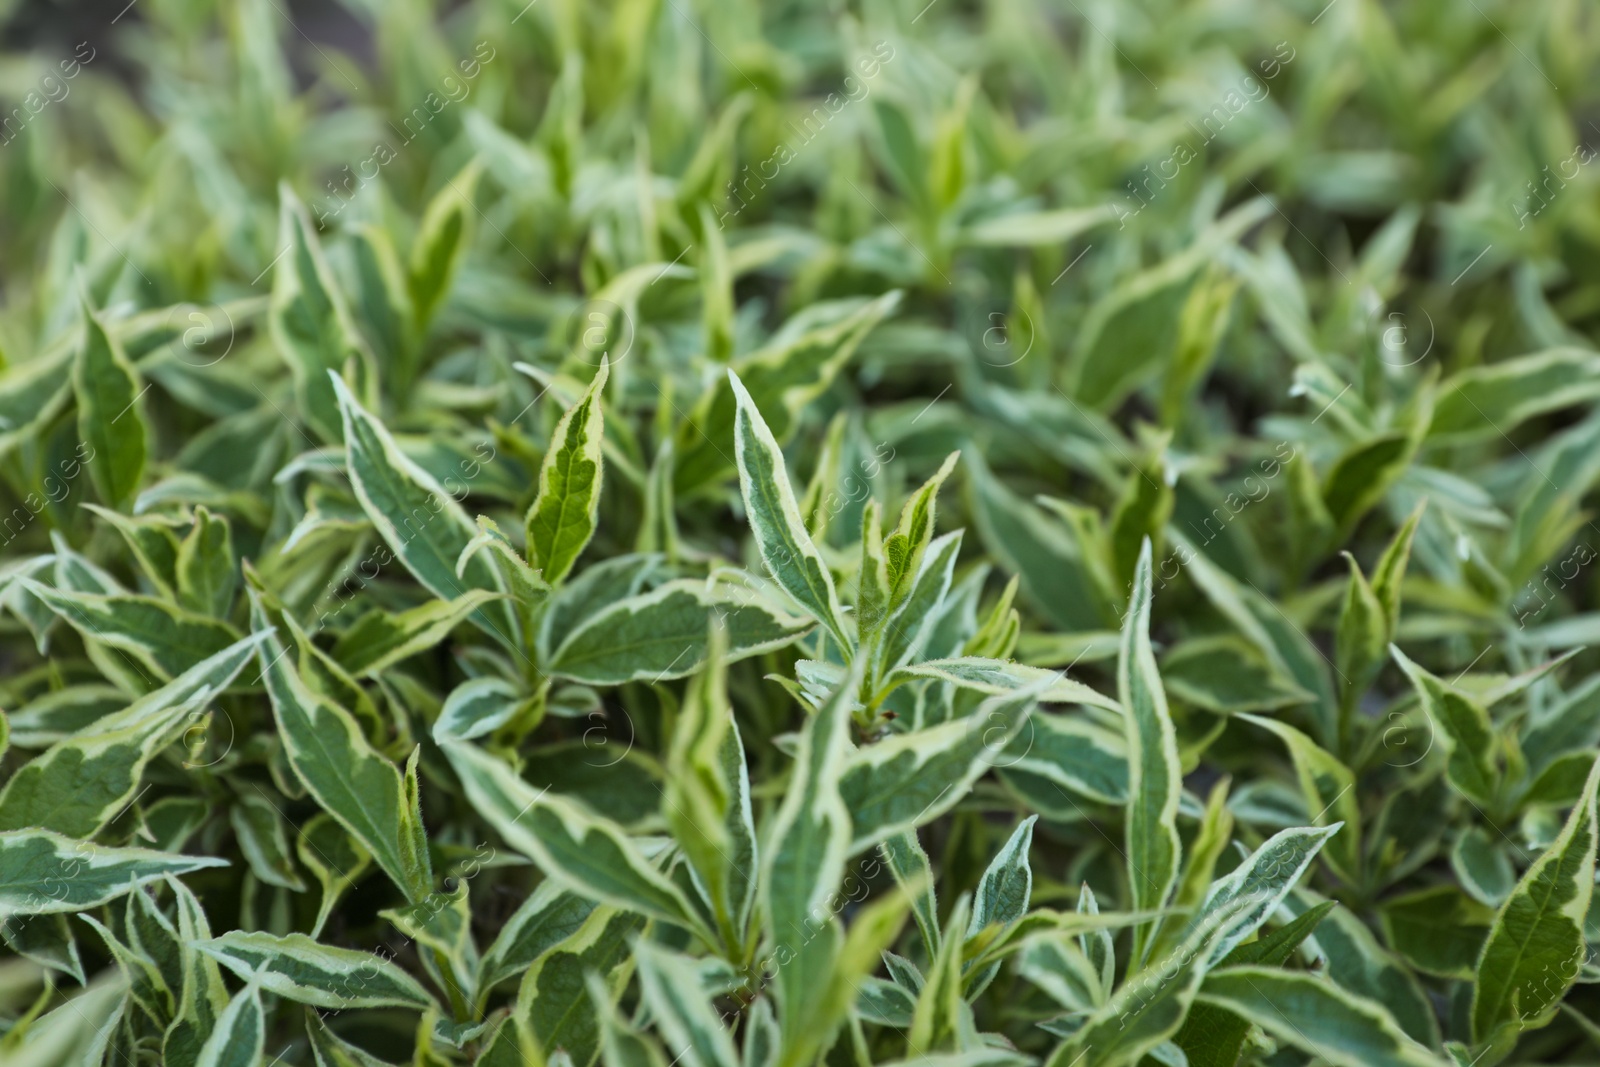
[1,0,1599,1066]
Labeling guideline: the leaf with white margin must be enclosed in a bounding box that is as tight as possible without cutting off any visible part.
[433,677,525,745]
[1392,646,1499,807]
[74,289,148,510]
[1189,823,1341,968]
[0,632,267,837]
[881,831,941,960]
[1121,540,1181,969]
[840,684,1040,852]
[761,660,861,1044]
[195,982,264,1067]
[252,592,432,903]
[967,816,1037,940]
[728,368,850,649]
[332,589,504,676]
[479,878,598,991]
[0,830,226,919]
[1000,712,1129,807]
[329,372,516,644]
[1195,968,1445,1067]
[19,578,241,680]
[1237,714,1362,883]
[516,906,645,1067]
[441,738,709,939]
[885,657,1119,712]
[547,579,811,685]
[633,939,741,1067]
[196,931,436,1010]
[1040,897,1261,1067]
[525,359,609,586]
[1472,751,1600,1044]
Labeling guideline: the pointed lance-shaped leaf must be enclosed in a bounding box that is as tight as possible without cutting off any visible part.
[0,830,226,919]
[525,359,609,586]
[1121,539,1181,967]
[73,287,147,510]
[251,591,433,903]
[1472,751,1600,1043]
[441,738,711,940]
[1392,646,1500,807]
[270,185,376,441]
[728,368,850,649]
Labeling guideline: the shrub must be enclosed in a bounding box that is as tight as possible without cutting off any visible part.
[0,1,1598,1066]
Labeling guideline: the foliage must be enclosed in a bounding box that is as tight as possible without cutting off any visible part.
[0,0,1599,1065]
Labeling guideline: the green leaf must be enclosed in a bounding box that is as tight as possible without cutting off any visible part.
[1237,714,1363,883]
[1379,885,1492,978]
[164,876,229,1067]
[329,372,516,645]
[761,660,860,1038]
[634,940,740,1067]
[675,294,900,496]
[332,590,503,677]
[881,831,941,960]
[0,830,226,918]
[882,453,960,616]
[908,898,974,1056]
[1471,751,1600,1043]
[516,906,645,1067]
[1188,823,1340,966]
[197,931,437,1010]
[1371,501,1424,636]
[73,289,147,510]
[0,632,266,837]
[1169,530,1337,737]
[840,685,1039,851]
[229,791,306,891]
[298,816,372,940]
[20,578,242,681]
[665,620,758,953]
[480,879,598,991]
[1335,551,1387,719]
[176,507,237,618]
[783,881,910,1067]
[728,369,850,648]
[382,879,477,1007]
[1429,348,1600,441]
[546,580,811,685]
[1120,539,1181,968]
[885,657,1119,712]
[1173,901,1336,1067]
[525,360,609,586]
[1392,646,1500,807]
[441,738,709,938]
[252,592,433,902]
[1194,967,1445,1067]
[308,1011,406,1066]
[195,983,264,1067]
[270,187,375,441]
[591,972,672,1067]
[409,160,481,328]
[1322,432,1416,535]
